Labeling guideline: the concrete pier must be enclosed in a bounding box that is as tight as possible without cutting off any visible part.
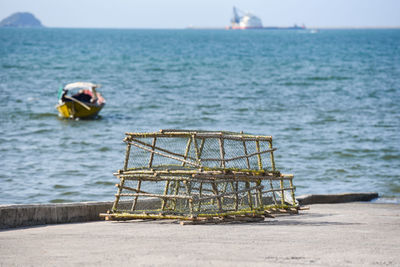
[0,193,379,229]
[1,202,399,266]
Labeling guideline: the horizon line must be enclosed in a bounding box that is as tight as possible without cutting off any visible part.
[3,26,400,30]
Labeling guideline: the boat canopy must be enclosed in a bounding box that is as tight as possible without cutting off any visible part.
[64,82,101,91]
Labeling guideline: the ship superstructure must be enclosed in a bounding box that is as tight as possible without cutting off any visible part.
[230,6,263,29]
[228,6,306,30]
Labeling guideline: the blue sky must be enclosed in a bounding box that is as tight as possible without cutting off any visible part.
[1,0,399,28]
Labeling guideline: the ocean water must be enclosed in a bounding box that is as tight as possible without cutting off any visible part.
[0,28,399,204]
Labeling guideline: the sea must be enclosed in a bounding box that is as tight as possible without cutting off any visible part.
[0,28,399,204]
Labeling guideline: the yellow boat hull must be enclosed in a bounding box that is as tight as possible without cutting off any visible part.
[56,101,104,119]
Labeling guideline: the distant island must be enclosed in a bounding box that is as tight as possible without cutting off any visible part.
[0,12,43,28]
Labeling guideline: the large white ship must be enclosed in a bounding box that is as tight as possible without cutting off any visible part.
[227,6,306,30]
[229,6,263,29]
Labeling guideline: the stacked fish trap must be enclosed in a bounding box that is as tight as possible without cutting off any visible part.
[101,130,298,223]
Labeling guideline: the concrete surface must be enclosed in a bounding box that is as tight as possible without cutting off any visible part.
[0,193,379,229]
[1,203,399,266]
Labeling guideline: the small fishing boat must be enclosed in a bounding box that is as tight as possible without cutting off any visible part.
[56,82,106,119]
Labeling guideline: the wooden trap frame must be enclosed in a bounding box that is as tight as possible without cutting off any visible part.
[101,130,298,223]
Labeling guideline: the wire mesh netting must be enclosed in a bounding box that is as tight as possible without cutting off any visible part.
[104,130,298,221]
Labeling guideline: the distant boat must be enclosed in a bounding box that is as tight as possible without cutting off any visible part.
[227,6,306,30]
[228,6,263,29]
[56,82,106,119]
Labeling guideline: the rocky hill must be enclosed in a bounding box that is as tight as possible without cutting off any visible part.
[0,12,43,28]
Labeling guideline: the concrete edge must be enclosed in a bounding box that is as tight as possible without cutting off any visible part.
[0,201,113,230]
[296,192,379,205]
[0,199,160,230]
[0,193,379,229]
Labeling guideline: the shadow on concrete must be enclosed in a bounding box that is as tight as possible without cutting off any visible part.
[106,212,361,227]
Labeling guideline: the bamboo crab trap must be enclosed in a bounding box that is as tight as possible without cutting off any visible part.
[101,130,298,223]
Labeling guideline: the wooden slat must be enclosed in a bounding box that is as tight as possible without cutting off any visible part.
[118,192,193,200]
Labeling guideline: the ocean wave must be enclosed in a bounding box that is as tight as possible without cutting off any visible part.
[306,76,351,81]
[381,154,400,161]
[94,181,115,186]
[50,199,72,203]
[60,191,80,196]
[282,82,313,86]
[53,184,72,189]
[2,64,27,69]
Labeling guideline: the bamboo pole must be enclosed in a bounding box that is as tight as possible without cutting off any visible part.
[131,180,142,211]
[161,180,170,210]
[172,181,181,210]
[211,182,222,211]
[198,174,287,182]
[101,213,193,221]
[218,135,226,204]
[119,173,282,181]
[221,182,228,204]
[256,180,263,209]
[129,137,196,161]
[120,192,192,200]
[138,170,278,177]
[101,209,268,221]
[119,168,282,177]
[255,140,263,170]
[227,182,239,206]
[125,131,273,142]
[269,179,278,205]
[255,138,264,208]
[242,140,253,209]
[192,135,204,210]
[245,182,253,210]
[117,169,198,175]
[280,179,285,205]
[118,173,287,183]
[115,184,150,194]
[198,138,205,158]
[112,177,125,212]
[268,140,276,171]
[200,148,276,162]
[148,137,157,168]
[123,143,131,171]
[242,140,251,169]
[234,181,239,210]
[219,137,225,168]
[184,181,194,214]
[289,177,296,205]
[118,175,192,182]
[180,215,265,225]
[181,137,192,167]
[192,135,202,166]
[197,182,203,211]
[196,138,205,212]
[129,142,199,167]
